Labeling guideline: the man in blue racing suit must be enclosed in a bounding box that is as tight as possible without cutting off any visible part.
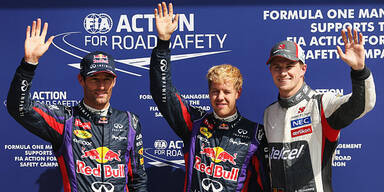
[264,27,376,192]
[7,18,147,192]
[150,3,270,192]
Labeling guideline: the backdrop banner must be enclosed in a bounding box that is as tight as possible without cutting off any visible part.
[0,4,383,192]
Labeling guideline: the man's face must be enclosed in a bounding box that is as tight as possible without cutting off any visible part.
[269,57,307,98]
[78,72,116,110]
[209,79,241,118]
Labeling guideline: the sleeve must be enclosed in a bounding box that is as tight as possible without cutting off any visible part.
[149,39,205,142]
[322,66,376,130]
[127,113,148,192]
[7,58,67,150]
[243,124,271,192]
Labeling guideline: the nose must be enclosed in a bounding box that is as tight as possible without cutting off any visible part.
[217,91,224,101]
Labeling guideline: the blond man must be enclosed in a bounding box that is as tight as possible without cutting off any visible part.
[149,2,270,192]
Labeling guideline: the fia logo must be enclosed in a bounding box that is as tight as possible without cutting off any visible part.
[84,13,113,34]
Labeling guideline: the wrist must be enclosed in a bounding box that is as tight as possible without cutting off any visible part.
[158,34,171,41]
[24,56,39,64]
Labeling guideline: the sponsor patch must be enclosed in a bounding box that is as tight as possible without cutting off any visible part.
[74,130,92,139]
[75,119,91,130]
[291,116,311,129]
[200,127,212,138]
[291,125,312,138]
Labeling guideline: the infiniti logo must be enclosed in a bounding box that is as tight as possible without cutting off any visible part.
[21,80,29,92]
[202,178,223,192]
[160,59,168,72]
[238,129,248,135]
[114,123,123,129]
[91,181,114,192]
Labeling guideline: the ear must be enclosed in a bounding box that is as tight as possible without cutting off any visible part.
[112,77,116,88]
[78,74,85,87]
[236,87,242,99]
[300,64,307,77]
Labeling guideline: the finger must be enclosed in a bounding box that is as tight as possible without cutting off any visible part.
[169,3,173,16]
[154,8,158,18]
[46,36,55,47]
[336,46,345,60]
[31,20,36,37]
[353,28,358,44]
[158,3,163,17]
[347,26,353,44]
[41,22,48,39]
[36,18,42,37]
[162,2,168,16]
[359,32,364,45]
[26,26,31,39]
[173,14,179,25]
[341,29,347,47]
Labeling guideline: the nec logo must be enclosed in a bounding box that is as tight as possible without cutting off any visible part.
[291,116,311,129]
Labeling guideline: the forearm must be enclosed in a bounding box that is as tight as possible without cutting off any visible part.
[325,66,376,129]
[7,58,37,119]
[149,39,195,140]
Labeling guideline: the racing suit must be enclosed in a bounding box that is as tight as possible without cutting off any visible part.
[150,39,270,192]
[263,66,376,192]
[7,59,148,192]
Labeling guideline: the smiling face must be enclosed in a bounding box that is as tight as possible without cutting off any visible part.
[269,57,307,98]
[209,79,241,118]
[78,72,116,110]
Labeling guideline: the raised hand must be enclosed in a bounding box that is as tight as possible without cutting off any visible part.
[24,18,54,64]
[336,26,365,70]
[154,2,179,41]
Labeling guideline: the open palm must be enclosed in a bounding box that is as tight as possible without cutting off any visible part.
[24,18,54,63]
[155,2,179,41]
[336,27,365,70]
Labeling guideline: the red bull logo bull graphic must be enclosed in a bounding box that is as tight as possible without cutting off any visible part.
[200,145,237,165]
[81,147,121,163]
[76,160,125,178]
[194,156,239,181]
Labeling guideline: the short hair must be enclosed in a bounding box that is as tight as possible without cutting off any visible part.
[206,64,243,91]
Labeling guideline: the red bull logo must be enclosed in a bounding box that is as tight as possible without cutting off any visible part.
[76,160,125,178]
[93,54,109,64]
[194,156,239,181]
[81,147,121,163]
[200,145,237,165]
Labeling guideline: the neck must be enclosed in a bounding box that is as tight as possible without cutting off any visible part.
[213,111,238,122]
[83,101,109,116]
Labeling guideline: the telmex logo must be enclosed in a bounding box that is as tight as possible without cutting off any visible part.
[270,145,305,160]
[84,13,113,34]
[81,147,121,163]
[74,130,92,139]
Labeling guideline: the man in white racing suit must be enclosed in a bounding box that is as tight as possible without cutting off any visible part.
[263,27,376,192]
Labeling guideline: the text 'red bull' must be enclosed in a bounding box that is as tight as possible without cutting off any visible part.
[194,156,239,181]
[76,160,125,178]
